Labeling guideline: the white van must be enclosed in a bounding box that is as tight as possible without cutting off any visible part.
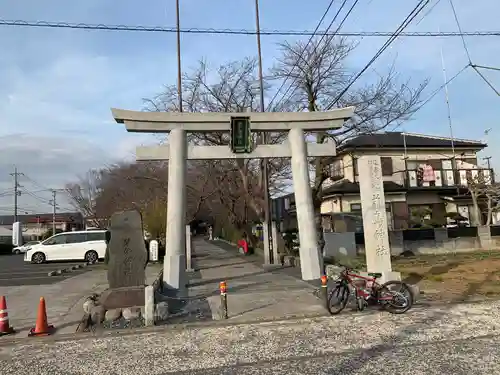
[24,230,108,264]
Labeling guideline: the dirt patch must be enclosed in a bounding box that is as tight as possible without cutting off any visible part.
[394,251,500,302]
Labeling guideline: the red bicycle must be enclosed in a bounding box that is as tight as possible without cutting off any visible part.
[327,265,413,315]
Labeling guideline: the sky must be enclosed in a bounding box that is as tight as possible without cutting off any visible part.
[0,0,499,216]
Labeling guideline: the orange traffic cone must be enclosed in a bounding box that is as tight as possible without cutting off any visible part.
[0,296,15,336]
[28,297,54,337]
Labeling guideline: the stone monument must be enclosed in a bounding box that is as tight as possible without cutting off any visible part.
[99,210,148,309]
[358,155,400,283]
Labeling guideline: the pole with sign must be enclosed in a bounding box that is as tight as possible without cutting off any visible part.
[149,240,159,263]
[12,222,22,246]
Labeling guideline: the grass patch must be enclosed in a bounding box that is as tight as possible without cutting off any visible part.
[336,250,500,302]
[393,250,500,302]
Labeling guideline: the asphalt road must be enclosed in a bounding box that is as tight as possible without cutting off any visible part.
[0,254,90,287]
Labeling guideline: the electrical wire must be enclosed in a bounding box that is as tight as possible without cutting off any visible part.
[448,0,499,97]
[448,0,472,64]
[265,0,338,111]
[415,0,443,26]
[272,0,360,111]
[326,0,431,110]
[0,19,497,37]
[21,174,52,191]
[389,63,470,132]
[471,67,500,96]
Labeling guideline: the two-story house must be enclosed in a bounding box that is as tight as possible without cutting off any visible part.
[274,132,494,232]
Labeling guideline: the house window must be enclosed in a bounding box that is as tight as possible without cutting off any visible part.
[353,157,392,176]
[350,203,362,212]
[350,203,391,213]
[381,157,393,176]
[330,159,344,178]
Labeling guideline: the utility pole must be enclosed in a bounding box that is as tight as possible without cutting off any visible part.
[9,167,23,222]
[175,0,183,112]
[254,0,274,265]
[50,190,56,235]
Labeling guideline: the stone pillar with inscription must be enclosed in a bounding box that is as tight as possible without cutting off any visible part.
[358,156,400,283]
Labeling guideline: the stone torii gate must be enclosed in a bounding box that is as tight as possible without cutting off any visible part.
[112,107,355,293]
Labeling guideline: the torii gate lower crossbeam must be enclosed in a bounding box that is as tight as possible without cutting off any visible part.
[112,107,355,293]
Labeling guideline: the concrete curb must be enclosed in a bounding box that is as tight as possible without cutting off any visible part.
[47,261,96,277]
[0,310,332,347]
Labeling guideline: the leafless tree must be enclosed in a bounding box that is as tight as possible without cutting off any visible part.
[467,174,500,226]
[65,169,106,228]
[143,37,428,253]
[143,58,290,234]
[270,37,429,251]
[66,161,224,238]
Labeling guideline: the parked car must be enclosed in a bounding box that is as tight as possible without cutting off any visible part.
[24,230,109,264]
[12,241,40,255]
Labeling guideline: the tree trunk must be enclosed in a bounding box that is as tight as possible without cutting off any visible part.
[471,193,482,226]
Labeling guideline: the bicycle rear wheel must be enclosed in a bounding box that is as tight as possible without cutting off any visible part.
[327,282,349,315]
[378,281,413,314]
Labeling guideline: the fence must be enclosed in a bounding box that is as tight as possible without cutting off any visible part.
[353,226,500,245]
[323,226,500,258]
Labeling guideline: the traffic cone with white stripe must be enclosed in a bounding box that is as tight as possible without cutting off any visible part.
[0,296,15,336]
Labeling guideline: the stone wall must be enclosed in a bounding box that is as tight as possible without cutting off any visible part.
[324,229,500,258]
[369,229,500,255]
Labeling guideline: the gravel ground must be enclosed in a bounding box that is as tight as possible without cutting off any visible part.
[1,299,500,374]
[101,317,145,330]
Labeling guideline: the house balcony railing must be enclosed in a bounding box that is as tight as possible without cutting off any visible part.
[405,168,495,189]
[329,169,345,181]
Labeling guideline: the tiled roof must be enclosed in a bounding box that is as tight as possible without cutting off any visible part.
[338,132,487,150]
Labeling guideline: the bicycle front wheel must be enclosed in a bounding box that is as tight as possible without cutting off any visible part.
[327,282,349,315]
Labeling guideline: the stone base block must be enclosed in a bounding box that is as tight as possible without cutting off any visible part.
[99,286,145,310]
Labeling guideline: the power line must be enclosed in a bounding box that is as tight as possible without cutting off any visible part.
[0,19,498,37]
[415,0,443,26]
[273,0,360,111]
[326,0,431,110]
[449,0,472,64]
[448,0,499,97]
[265,0,338,111]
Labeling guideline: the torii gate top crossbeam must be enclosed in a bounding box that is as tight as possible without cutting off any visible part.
[111,107,355,133]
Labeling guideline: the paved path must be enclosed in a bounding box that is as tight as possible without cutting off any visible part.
[187,240,326,322]
[0,298,499,374]
[0,263,162,337]
[0,254,90,286]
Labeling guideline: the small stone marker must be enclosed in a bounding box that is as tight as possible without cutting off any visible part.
[107,210,148,289]
[186,226,194,272]
[149,240,159,263]
[144,285,154,326]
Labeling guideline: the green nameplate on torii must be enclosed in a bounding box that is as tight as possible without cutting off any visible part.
[230,116,252,153]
